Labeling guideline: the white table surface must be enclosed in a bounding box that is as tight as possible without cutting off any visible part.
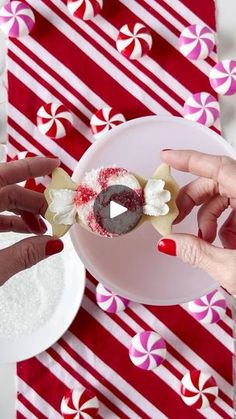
[0,1,236,417]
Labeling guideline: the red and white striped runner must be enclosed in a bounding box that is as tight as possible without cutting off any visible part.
[7,1,233,417]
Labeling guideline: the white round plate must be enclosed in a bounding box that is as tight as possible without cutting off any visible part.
[0,232,85,363]
[71,116,236,305]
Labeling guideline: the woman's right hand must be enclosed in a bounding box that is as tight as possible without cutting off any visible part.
[158,149,236,295]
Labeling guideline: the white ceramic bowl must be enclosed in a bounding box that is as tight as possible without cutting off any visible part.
[71,116,236,305]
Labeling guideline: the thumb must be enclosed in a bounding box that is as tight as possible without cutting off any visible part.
[0,235,64,286]
[157,234,236,295]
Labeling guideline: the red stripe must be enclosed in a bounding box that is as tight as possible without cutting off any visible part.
[156,0,193,28]
[71,305,204,418]
[60,337,149,418]
[18,357,69,413]
[218,320,234,337]
[14,39,96,115]
[147,305,233,384]
[8,51,91,158]
[95,0,215,93]
[16,412,27,419]
[41,2,179,117]
[17,393,47,419]
[47,346,129,418]
[86,278,233,409]
[87,20,184,107]
[180,0,216,29]
[30,7,155,120]
[8,75,87,170]
[8,115,72,175]
[135,0,216,68]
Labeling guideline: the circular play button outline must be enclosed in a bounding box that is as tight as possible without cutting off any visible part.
[93,185,143,236]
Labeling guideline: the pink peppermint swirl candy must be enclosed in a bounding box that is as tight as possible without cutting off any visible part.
[183,92,219,127]
[188,289,226,324]
[179,24,215,60]
[90,107,126,140]
[209,59,236,96]
[180,370,218,409]
[37,103,73,139]
[0,1,35,38]
[129,331,166,370]
[96,283,129,313]
[116,23,152,60]
[67,0,103,20]
[61,387,99,419]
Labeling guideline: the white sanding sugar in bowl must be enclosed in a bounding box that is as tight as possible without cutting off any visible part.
[0,231,64,339]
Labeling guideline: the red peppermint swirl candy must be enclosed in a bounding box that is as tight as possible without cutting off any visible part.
[37,103,73,139]
[90,107,126,140]
[61,387,99,419]
[67,0,103,20]
[180,370,218,409]
[11,151,48,192]
[116,23,152,60]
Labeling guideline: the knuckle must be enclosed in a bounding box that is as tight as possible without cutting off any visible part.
[18,241,39,269]
[180,238,203,267]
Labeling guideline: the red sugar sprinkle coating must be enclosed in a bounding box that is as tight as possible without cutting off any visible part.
[74,185,97,206]
[98,167,127,189]
[87,211,114,237]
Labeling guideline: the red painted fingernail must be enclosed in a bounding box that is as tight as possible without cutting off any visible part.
[198,229,203,239]
[157,239,176,256]
[45,239,64,256]
[162,149,172,152]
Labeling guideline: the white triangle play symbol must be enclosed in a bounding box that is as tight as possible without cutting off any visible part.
[110,201,128,219]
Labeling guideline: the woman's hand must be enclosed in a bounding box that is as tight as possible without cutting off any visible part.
[158,149,236,295]
[0,156,63,285]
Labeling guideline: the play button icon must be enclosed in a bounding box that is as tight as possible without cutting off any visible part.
[110,201,128,219]
[93,185,143,236]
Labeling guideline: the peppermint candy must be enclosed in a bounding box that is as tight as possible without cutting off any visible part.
[179,24,215,60]
[180,370,218,409]
[37,103,73,139]
[90,107,125,140]
[188,289,226,324]
[67,0,103,20]
[116,23,152,60]
[61,387,99,419]
[96,283,129,313]
[183,92,219,127]
[0,1,35,38]
[209,59,236,96]
[129,331,166,370]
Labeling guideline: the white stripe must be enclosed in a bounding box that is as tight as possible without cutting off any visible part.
[37,349,122,419]
[82,292,227,418]
[8,126,43,157]
[164,0,215,31]
[9,42,93,123]
[17,377,61,418]
[130,303,234,413]
[222,315,234,328]
[26,0,170,116]
[181,305,234,353]
[63,330,168,419]
[18,37,107,112]
[118,308,232,416]
[85,280,234,416]
[8,104,77,170]
[144,0,217,62]
[8,50,93,143]
[17,399,38,419]
[52,0,185,111]
[118,0,212,77]
[48,0,219,129]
